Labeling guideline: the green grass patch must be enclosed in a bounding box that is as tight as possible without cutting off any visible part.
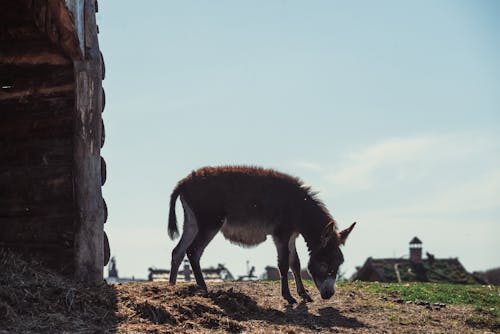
[342,281,499,317]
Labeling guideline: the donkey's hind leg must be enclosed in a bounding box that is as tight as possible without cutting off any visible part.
[186,226,219,291]
[169,198,199,285]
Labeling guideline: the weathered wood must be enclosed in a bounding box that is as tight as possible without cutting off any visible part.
[101,119,105,147]
[0,203,74,221]
[0,109,74,140]
[0,165,73,204]
[0,84,74,101]
[0,23,41,41]
[30,0,83,60]
[0,64,74,92]
[0,94,74,115]
[0,1,34,26]
[103,198,108,223]
[100,156,106,186]
[0,215,74,244]
[0,40,72,66]
[101,86,105,111]
[103,231,110,266]
[0,137,72,169]
[73,0,104,282]
[0,0,113,279]
[63,0,85,57]
[0,0,82,61]
[100,50,105,80]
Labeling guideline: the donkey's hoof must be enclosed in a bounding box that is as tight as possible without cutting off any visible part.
[195,285,208,293]
[301,293,313,303]
[285,296,298,304]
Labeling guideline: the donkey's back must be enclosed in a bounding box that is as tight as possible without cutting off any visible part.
[168,166,308,242]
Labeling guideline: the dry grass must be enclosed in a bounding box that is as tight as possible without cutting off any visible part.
[0,250,117,333]
[0,250,497,333]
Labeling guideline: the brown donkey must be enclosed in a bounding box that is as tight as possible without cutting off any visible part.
[168,166,355,304]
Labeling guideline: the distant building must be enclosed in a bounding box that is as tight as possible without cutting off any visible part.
[236,262,259,282]
[351,237,481,284]
[262,266,312,281]
[473,267,500,286]
[108,256,118,279]
[148,260,234,282]
[106,256,144,282]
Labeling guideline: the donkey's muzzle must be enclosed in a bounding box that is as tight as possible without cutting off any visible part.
[319,277,336,299]
[321,289,335,299]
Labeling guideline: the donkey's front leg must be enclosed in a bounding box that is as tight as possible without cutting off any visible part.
[274,236,297,304]
[290,248,313,302]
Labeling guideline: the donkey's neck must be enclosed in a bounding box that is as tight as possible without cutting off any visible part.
[299,205,331,255]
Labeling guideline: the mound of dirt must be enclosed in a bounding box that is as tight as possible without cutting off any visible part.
[113,280,493,333]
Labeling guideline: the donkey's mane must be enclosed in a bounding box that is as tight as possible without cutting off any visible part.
[187,165,301,182]
[174,165,336,229]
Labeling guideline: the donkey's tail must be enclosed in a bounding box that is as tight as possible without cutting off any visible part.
[168,186,181,240]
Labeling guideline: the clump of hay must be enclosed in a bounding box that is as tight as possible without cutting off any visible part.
[0,250,118,333]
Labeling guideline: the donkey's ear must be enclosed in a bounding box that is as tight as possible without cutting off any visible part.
[320,222,336,247]
[338,222,356,245]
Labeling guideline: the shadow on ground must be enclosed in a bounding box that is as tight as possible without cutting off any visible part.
[208,288,366,331]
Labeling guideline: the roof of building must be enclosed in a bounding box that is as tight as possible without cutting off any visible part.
[352,257,480,284]
[409,237,422,244]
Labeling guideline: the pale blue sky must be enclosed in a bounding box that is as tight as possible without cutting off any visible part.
[98,1,500,279]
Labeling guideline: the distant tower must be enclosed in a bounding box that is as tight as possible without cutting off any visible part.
[409,237,423,263]
[108,256,118,278]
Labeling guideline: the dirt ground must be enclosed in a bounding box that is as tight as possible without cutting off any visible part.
[110,281,494,334]
[0,250,496,333]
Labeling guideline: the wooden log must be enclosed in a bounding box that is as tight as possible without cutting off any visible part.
[100,50,105,80]
[101,86,105,111]
[0,83,74,101]
[0,165,73,205]
[101,119,105,147]
[0,63,74,102]
[30,0,83,60]
[100,156,106,186]
[0,215,74,244]
[0,94,74,115]
[0,41,72,66]
[103,231,110,266]
[0,23,42,41]
[73,0,104,283]
[0,64,74,93]
[0,137,72,169]
[0,108,74,140]
[0,200,74,219]
[32,0,47,36]
[103,197,108,223]
[0,1,34,26]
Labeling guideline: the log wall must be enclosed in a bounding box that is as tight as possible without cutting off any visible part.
[0,2,76,274]
[0,0,108,280]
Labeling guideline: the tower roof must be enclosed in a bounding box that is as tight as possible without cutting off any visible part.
[410,237,422,244]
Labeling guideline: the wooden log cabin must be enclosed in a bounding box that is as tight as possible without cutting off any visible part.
[0,0,109,283]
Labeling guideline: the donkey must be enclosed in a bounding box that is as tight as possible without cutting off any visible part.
[168,166,355,304]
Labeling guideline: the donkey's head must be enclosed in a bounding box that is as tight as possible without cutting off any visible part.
[307,222,355,299]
